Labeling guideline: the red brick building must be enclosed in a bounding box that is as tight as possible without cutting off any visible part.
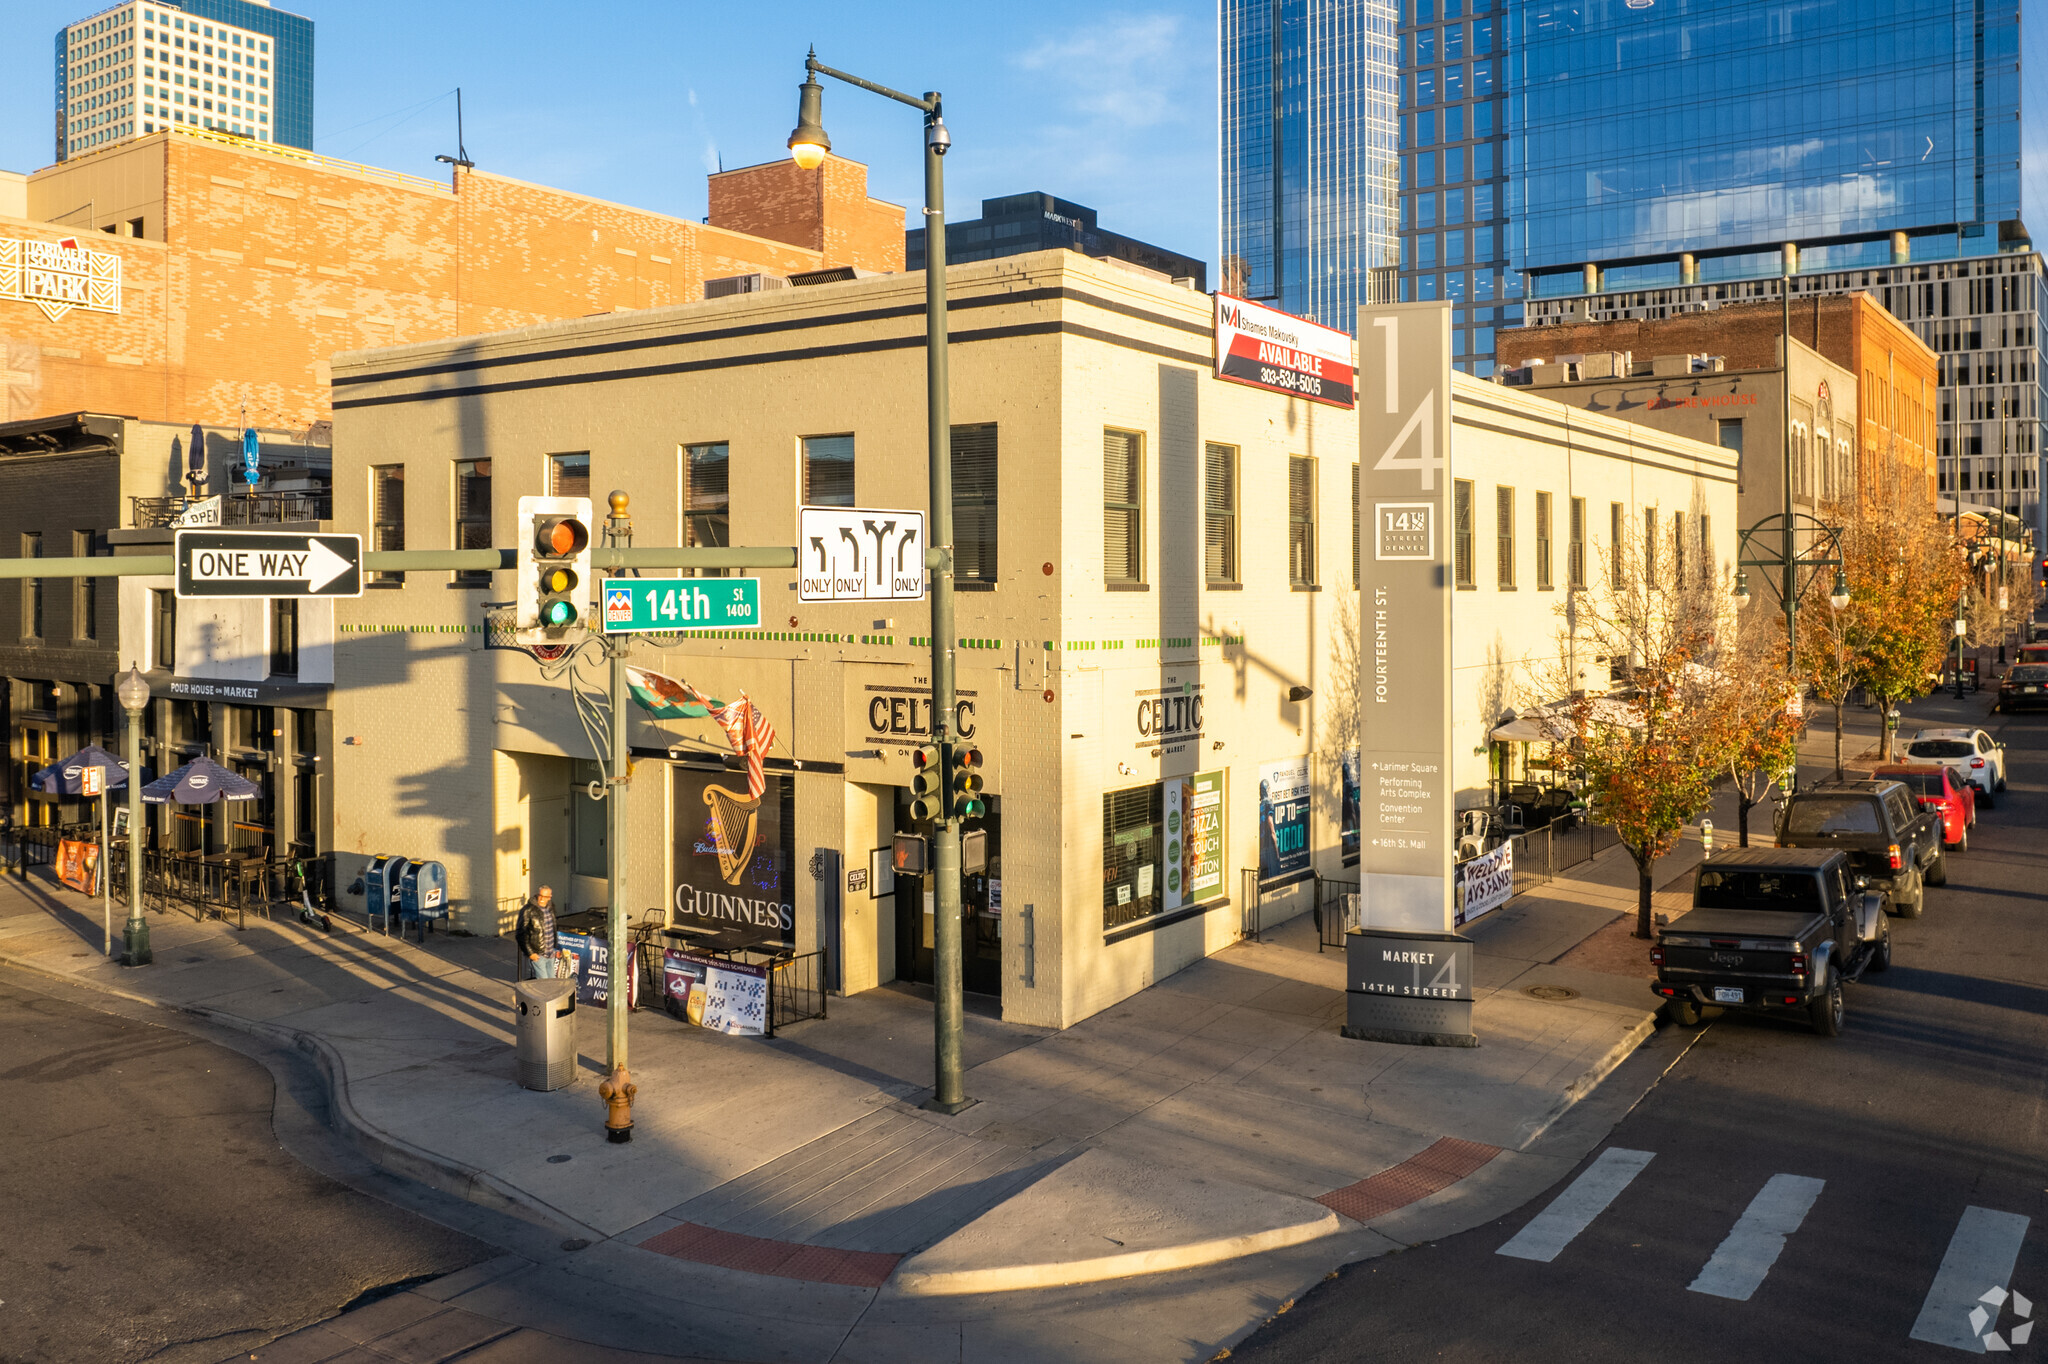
[1498,294,1939,505]
[2,125,904,434]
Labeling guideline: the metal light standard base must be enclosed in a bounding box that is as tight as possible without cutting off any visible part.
[117,666,152,967]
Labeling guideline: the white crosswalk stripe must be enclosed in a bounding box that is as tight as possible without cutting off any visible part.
[1911,1206,2033,1353]
[1688,1173,1826,1301]
[1496,1147,1656,1263]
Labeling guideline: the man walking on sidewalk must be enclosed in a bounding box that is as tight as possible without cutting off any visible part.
[517,885,558,980]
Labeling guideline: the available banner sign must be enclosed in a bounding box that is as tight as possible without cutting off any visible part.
[1455,842,1514,927]
[1258,756,1313,886]
[1214,294,1356,408]
[555,931,638,1009]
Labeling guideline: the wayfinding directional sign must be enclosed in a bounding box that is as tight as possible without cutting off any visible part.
[176,530,363,599]
[600,577,761,633]
[797,506,925,602]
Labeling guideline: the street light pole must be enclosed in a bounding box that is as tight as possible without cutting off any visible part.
[1781,266,1797,675]
[116,664,151,966]
[598,492,637,1142]
[789,53,972,1113]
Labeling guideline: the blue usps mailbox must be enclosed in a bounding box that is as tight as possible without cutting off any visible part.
[399,859,448,940]
[363,854,405,931]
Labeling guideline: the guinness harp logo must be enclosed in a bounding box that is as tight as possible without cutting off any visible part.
[703,784,762,885]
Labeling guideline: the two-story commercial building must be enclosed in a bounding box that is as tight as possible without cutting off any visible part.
[321,253,1736,1030]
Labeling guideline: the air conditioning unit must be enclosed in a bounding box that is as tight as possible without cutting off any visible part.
[704,273,789,299]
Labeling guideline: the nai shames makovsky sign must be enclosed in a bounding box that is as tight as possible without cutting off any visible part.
[1214,294,1356,409]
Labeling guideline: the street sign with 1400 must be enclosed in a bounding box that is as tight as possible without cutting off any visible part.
[600,577,761,634]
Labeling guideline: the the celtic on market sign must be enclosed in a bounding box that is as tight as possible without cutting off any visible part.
[0,237,122,322]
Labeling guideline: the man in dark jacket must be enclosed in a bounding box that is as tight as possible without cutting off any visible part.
[516,885,558,979]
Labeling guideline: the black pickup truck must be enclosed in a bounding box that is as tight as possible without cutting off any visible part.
[1775,779,1945,918]
[1651,848,1891,1036]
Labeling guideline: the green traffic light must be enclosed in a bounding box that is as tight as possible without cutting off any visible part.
[541,599,577,627]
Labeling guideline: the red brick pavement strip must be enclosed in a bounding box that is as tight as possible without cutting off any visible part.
[1315,1136,1503,1224]
[639,1221,902,1289]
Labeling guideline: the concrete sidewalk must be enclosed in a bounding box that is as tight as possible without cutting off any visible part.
[0,846,1665,1364]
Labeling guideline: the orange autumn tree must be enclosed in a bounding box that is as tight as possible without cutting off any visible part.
[1839,446,1962,760]
[1722,610,1804,846]
[1548,516,1740,939]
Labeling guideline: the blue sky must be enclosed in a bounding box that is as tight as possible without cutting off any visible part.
[1,1,1222,266]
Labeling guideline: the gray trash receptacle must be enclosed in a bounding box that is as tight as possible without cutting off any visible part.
[513,978,577,1091]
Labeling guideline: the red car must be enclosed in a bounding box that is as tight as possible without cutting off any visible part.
[1872,764,1973,850]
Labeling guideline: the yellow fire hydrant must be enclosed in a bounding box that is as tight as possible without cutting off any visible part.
[599,1065,636,1143]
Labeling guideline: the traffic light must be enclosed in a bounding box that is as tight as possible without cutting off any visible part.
[909,743,944,822]
[515,495,592,641]
[949,746,986,819]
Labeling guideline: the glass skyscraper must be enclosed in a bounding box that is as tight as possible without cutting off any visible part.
[1219,0,1401,332]
[1508,0,2036,533]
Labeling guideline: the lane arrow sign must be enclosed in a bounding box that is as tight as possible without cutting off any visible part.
[176,531,364,599]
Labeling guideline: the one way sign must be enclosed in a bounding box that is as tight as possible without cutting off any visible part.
[176,530,364,599]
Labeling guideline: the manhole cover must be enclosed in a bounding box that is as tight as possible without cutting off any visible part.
[546,1154,573,1164]
[1525,985,1580,1002]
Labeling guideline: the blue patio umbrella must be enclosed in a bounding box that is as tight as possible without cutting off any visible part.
[29,744,130,795]
[142,755,260,805]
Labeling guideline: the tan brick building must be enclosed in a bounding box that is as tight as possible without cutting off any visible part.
[325,261,1735,1029]
[1,125,904,433]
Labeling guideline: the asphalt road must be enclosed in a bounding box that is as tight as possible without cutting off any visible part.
[0,976,493,1364]
[1235,694,2048,1363]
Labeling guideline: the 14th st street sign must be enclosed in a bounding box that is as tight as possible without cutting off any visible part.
[176,530,363,599]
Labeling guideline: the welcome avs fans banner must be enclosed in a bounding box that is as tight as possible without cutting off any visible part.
[1213,294,1356,409]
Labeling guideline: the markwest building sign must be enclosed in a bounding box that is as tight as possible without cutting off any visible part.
[1213,293,1355,408]
[0,237,122,322]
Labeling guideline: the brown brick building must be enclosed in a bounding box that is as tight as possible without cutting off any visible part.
[2,125,904,434]
[1496,294,1940,507]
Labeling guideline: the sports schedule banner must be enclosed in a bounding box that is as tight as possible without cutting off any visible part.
[1214,294,1356,408]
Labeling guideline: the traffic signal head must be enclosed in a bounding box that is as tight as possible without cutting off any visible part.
[891,833,928,876]
[909,744,944,822]
[949,746,986,819]
[515,496,593,640]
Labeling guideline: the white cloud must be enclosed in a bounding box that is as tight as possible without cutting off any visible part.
[1014,13,1195,130]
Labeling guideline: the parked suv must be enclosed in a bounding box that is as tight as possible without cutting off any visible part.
[1777,779,1945,917]
[1902,727,2008,806]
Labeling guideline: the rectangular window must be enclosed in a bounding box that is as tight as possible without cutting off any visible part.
[1289,457,1317,586]
[1454,480,1475,587]
[371,465,405,583]
[270,598,298,677]
[1568,496,1586,589]
[154,588,176,670]
[952,423,998,585]
[1698,514,1713,586]
[1673,512,1686,586]
[1717,418,1745,492]
[72,530,99,641]
[1104,429,1144,584]
[1103,783,1163,932]
[1495,485,1516,587]
[681,441,730,577]
[1534,492,1552,590]
[20,532,42,641]
[1610,502,1625,590]
[801,434,855,506]
[1644,507,1659,586]
[549,451,590,499]
[1204,442,1238,583]
[453,459,492,586]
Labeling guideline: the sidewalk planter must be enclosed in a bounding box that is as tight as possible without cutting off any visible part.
[1341,927,1477,1047]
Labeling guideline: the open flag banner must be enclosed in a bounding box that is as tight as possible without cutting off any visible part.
[622,667,777,798]
[625,666,717,719]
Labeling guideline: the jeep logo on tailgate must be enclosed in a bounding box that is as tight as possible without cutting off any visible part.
[1710,952,1744,967]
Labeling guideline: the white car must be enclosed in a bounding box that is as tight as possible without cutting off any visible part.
[1902,727,2008,807]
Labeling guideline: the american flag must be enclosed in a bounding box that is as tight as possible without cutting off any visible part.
[688,686,776,799]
